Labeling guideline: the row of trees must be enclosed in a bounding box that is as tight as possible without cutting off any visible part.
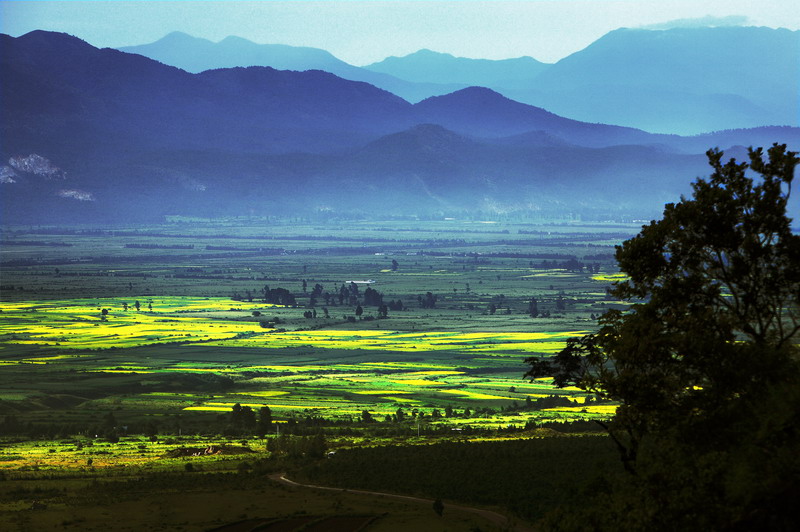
[241,282,593,319]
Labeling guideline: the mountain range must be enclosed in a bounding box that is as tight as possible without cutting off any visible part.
[508,26,798,134]
[363,49,548,89]
[120,26,799,135]
[1,30,798,223]
[119,32,467,104]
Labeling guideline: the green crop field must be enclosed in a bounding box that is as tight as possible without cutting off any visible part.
[0,218,638,529]
[1,220,634,428]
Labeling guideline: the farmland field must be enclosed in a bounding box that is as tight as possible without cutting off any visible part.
[0,218,639,528]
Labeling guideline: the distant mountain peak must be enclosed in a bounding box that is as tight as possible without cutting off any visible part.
[219,35,254,45]
[389,48,536,62]
[20,29,77,39]
[363,48,549,92]
[157,31,212,43]
[406,123,469,139]
[12,30,98,56]
[18,30,90,46]
[419,86,515,106]
[408,49,455,58]
[162,30,195,39]
[358,123,478,159]
[451,86,504,97]
[410,123,452,132]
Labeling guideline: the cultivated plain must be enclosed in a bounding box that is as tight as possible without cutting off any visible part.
[0,218,630,529]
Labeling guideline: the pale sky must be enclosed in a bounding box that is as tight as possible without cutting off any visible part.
[2,1,798,65]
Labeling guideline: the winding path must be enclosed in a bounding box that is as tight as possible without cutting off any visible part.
[268,472,536,532]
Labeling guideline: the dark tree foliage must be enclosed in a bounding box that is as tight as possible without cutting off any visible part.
[387,299,404,311]
[297,437,619,523]
[257,406,272,438]
[363,286,384,306]
[528,297,539,318]
[267,434,327,459]
[261,287,296,306]
[310,283,324,298]
[420,292,437,309]
[526,145,800,530]
[432,498,444,517]
[230,403,256,430]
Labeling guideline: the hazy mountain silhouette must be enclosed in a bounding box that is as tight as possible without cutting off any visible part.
[507,27,799,134]
[412,87,672,147]
[121,31,348,73]
[364,49,550,89]
[2,30,797,223]
[2,31,415,157]
[2,31,675,156]
[117,27,798,135]
[119,32,466,102]
[325,124,709,214]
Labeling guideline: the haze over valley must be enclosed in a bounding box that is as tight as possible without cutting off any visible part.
[2,25,798,223]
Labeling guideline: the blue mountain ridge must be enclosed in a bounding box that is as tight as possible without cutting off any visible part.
[2,31,797,223]
[119,31,467,103]
[119,27,800,134]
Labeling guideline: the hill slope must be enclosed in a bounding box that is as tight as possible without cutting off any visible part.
[119,32,466,103]
[2,31,797,223]
[507,27,799,134]
[364,49,549,89]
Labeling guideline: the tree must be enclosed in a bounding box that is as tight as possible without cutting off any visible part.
[388,299,404,311]
[526,145,800,529]
[230,403,256,431]
[306,433,327,459]
[349,282,360,301]
[311,283,324,298]
[364,286,384,306]
[432,498,444,517]
[420,292,437,309]
[528,297,539,318]
[257,406,272,437]
[263,287,296,306]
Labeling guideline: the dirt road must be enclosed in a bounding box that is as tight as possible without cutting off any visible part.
[269,473,536,532]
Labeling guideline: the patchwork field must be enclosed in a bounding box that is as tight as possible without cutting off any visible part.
[1,219,636,436]
[0,219,636,528]
[0,295,612,430]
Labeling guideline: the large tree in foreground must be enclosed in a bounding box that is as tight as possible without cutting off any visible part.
[527,144,800,530]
